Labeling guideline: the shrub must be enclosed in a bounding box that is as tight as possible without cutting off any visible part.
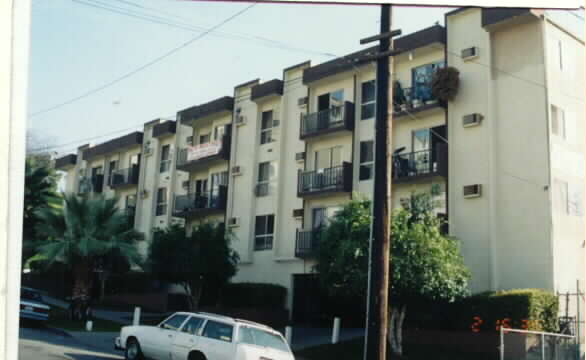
[219,283,287,309]
[431,66,460,102]
[407,289,559,333]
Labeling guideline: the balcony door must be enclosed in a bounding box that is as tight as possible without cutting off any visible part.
[312,206,341,230]
[317,90,344,126]
[314,146,342,172]
[411,61,444,102]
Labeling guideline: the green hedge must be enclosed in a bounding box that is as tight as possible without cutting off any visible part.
[407,289,559,333]
[219,283,287,309]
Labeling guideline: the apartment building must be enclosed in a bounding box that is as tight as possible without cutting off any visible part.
[55,7,585,323]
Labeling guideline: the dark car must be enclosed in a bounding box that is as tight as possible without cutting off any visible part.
[20,287,50,321]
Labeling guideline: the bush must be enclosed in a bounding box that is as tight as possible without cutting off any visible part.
[431,66,460,102]
[407,289,559,333]
[219,283,287,309]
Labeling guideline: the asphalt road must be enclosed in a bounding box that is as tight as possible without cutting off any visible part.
[18,321,123,360]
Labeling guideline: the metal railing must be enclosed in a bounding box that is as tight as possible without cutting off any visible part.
[109,167,139,187]
[394,85,439,113]
[298,163,351,195]
[300,102,354,138]
[173,186,227,216]
[295,229,321,258]
[176,134,231,169]
[78,175,104,194]
[393,149,437,179]
[499,327,578,360]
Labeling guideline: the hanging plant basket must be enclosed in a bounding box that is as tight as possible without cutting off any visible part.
[431,66,460,103]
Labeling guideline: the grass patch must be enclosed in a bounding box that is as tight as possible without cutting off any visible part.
[47,307,124,332]
[294,338,489,360]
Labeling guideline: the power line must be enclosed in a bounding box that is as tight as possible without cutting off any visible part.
[29,3,257,118]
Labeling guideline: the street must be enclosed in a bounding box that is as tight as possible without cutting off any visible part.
[19,322,122,360]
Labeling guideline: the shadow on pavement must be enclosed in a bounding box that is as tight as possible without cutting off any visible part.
[64,353,121,360]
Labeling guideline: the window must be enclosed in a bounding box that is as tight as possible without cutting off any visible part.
[195,179,208,195]
[254,214,274,250]
[256,162,274,197]
[551,105,566,139]
[238,326,289,353]
[360,140,374,181]
[125,194,137,210]
[156,188,167,216]
[160,144,171,173]
[312,207,341,229]
[108,160,118,185]
[260,110,274,145]
[213,125,226,141]
[199,133,210,144]
[411,61,444,102]
[181,316,204,335]
[361,80,376,120]
[159,314,188,331]
[130,154,140,167]
[315,146,342,171]
[553,178,569,215]
[202,320,233,342]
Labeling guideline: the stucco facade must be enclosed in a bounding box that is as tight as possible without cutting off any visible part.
[54,8,584,322]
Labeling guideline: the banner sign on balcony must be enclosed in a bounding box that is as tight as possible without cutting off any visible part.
[186,141,222,162]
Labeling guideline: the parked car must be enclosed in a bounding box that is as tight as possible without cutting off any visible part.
[115,311,294,360]
[20,287,50,321]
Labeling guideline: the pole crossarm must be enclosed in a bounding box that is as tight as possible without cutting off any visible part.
[360,29,402,44]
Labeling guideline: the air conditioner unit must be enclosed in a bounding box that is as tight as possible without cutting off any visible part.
[140,189,149,199]
[463,113,483,128]
[144,146,153,157]
[463,184,482,198]
[461,46,479,61]
[295,152,306,162]
[235,115,246,126]
[186,136,193,146]
[231,166,242,176]
[298,96,308,107]
[228,217,240,227]
[292,208,304,218]
[181,181,190,189]
[272,119,280,128]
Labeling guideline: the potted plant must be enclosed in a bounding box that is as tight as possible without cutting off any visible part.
[431,66,460,106]
[393,81,407,112]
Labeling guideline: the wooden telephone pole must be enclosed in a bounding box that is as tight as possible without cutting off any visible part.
[360,4,399,360]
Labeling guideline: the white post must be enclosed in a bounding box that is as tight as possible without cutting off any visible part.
[133,306,141,326]
[332,317,341,344]
[285,326,292,345]
[499,325,504,360]
[86,320,93,332]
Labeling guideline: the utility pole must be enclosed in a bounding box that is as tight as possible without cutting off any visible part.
[360,4,399,360]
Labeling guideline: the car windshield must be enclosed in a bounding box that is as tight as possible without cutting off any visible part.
[238,326,289,353]
[21,289,42,302]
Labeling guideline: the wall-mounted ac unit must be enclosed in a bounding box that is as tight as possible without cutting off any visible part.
[143,145,153,157]
[461,46,479,61]
[235,115,246,126]
[298,96,308,107]
[463,184,482,198]
[292,208,304,218]
[272,119,280,128]
[186,136,193,146]
[463,113,483,128]
[181,181,190,189]
[295,152,306,162]
[228,217,240,227]
[140,189,149,199]
[231,166,242,176]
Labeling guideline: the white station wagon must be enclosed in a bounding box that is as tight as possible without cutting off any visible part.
[115,311,295,360]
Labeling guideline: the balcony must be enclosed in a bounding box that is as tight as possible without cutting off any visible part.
[78,175,104,195]
[392,143,448,184]
[393,85,443,118]
[176,134,231,172]
[295,229,321,258]
[300,102,355,140]
[297,162,353,197]
[173,186,228,218]
[109,167,139,188]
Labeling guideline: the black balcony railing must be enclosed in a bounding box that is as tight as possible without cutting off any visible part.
[298,162,353,197]
[173,186,227,218]
[176,134,231,172]
[78,175,104,194]
[300,102,355,139]
[392,144,448,182]
[109,167,139,188]
[295,228,321,258]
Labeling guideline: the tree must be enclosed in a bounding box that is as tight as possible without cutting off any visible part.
[22,157,61,269]
[34,194,143,314]
[148,223,239,310]
[316,193,470,357]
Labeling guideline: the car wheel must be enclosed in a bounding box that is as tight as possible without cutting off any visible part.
[188,351,207,360]
[125,338,144,360]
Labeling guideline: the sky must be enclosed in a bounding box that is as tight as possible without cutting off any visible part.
[27,1,584,156]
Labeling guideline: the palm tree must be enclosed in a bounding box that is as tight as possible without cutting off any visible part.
[34,193,143,318]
